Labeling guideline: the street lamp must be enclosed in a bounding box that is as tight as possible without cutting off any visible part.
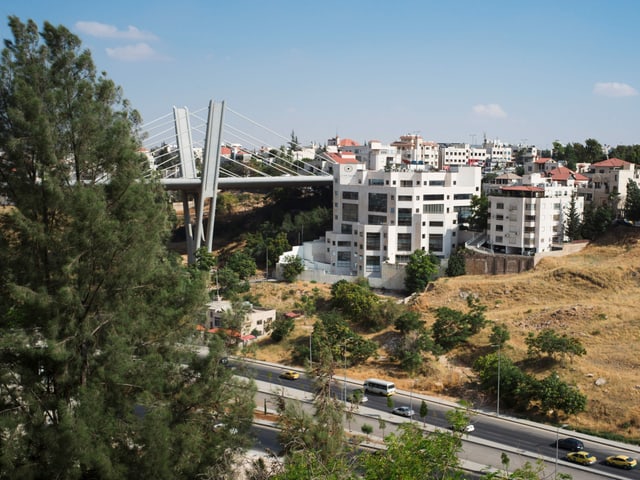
[491,343,501,417]
[554,423,569,478]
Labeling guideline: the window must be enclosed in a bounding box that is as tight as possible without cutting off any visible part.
[398,208,412,226]
[341,223,352,234]
[423,194,445,201]
[337,240,351,247]
[429,180,445,186]
[453,193,472,200]
[395,255,410,264]
[368,193,387,212]
[496,235,503,243]
[397,233,412,251]
[337,251,351,267]
[524,226,535,233]
[400,180,412,187]
[398,195,413,201]
[342,203,358,222]
[368,215,387,225]
[369,178,384,186]
[429,221,444,227]
[496,202,504,209]
[423,204,444,214]
[525,215,536,222]
[496,214,504,220]
[496,225,503,231]
[428,234,443,252]
[366,232,381,250]
[342,191,359,200]
[365,255,381,272]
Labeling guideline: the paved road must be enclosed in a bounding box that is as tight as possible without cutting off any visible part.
[236,357,640,480]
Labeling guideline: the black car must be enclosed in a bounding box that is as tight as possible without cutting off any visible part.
[556,437,584,451]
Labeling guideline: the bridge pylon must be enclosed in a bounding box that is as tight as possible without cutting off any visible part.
[173,99,224,264]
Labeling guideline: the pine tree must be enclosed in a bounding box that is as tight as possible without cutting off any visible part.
[564,192,582,241]
[0,17,254,479]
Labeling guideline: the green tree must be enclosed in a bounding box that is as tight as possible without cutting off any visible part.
[225,250,257,280]
[564,193,582,241]
[431,307,471,352]
[489,323,510,348]
[580,203,613,240]
[270,315,295,342]
[194,246,217,272]
[536,372,587,416]
[525,329,586,363]
[330,279,381,328]
[625,179,640,222]
[469,194,490,231]
[473,353,530,410]
[446,248,466,277]
[419,400,429,426]
[361,423,465,480]
[584,138,604,164]
[0,17,254,479]
[394,310,425,334]
[404,249,439,294]
[281,254,304,282]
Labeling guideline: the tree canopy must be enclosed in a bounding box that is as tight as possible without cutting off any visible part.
[0,17,254,479]
[404,249,439,294]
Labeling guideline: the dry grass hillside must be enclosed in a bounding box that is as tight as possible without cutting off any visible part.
[246,225,640,441]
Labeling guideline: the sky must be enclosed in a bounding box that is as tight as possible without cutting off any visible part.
[1,0,640,151]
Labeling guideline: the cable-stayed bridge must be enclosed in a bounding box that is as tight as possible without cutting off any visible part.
[140,100,332,263]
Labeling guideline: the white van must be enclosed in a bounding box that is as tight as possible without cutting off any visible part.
[363,378,396,396]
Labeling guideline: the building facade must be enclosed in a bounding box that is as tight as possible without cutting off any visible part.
[320,163,482,279]
[487,182,583,255]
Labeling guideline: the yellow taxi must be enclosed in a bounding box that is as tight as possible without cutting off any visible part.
[605,455,637,470]
[279,370,300,380]
[566,451,596,466]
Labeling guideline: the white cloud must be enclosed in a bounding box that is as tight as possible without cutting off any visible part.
[75,21,157,41]
[472,103,507,118]
[593,82,638,97]
[106,43,161,62]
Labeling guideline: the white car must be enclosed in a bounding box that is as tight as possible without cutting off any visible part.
[392,406,415,417]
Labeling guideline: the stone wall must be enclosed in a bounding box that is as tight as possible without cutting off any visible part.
[465,251,535,275]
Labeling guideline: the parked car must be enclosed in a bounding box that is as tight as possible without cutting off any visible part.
[346,389,368,403]
[605,455,637,469]
[279,370,300,380]
[566,451,596,466]
[392,406,414,417]
[555,437,584,451]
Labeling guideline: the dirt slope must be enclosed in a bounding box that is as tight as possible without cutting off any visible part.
[249,225,640,439]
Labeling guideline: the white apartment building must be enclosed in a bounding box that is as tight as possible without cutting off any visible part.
[487,180,583,255]
[320,163,481,279]
[578,158,639,215]
[339,140,402,171]
[390,134,440,169]
[484,139,513,169]
[438,143,488,169]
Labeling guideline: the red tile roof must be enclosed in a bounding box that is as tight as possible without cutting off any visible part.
[545,166,589,182]
[592,157,630,168]
[502,186,544,192]
[327,152,359,164]
[535,157,553,164]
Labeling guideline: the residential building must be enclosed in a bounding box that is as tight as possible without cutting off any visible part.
[390,134,439,169]
[339,140,402,171]
[484,139,513,169]
[320,163,481,280]
[205,300,276,339]
[439,143,488,169]
[487,180,583,255]
[578,158,639,215]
